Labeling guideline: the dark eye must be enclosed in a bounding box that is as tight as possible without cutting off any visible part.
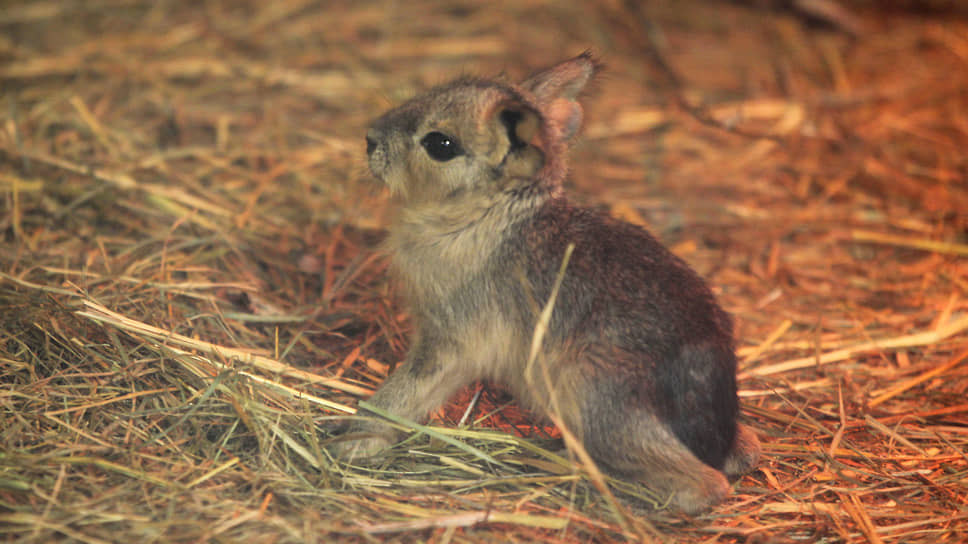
[420,131,463,161]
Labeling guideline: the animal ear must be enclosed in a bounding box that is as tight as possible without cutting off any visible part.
[499,108,540,150]
[494,104,545,179]
[546,97,583,142]
[521,52,598,141]
[521,51,598,102]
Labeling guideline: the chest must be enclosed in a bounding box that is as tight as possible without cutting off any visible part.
[385,198,522,303]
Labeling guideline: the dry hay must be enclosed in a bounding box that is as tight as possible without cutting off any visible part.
[1,1,967,542]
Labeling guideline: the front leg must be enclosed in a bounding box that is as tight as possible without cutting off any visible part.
[332,333,474,461]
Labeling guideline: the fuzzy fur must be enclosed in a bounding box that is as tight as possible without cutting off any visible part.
[341,52,760,514]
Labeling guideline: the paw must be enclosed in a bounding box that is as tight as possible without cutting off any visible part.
[329,430,395,463]
[669,469,730,515]
[723,424,761,479]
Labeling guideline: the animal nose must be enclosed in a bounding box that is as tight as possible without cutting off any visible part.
[365,133,377,156]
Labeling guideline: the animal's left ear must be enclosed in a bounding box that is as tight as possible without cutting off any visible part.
[522,51,598,102]
[521,52,599,142]
[491,102,545,180]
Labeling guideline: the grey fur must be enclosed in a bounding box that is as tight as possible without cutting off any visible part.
[341,53,760,514]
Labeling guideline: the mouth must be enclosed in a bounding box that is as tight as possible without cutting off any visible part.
[366,153,388,183]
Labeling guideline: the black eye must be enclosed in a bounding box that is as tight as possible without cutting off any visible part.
[420,131,463,161]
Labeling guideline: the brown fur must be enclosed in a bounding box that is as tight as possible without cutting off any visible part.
[340,53,761,515]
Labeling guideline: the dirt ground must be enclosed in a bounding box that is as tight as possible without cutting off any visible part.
[1,1,967,542]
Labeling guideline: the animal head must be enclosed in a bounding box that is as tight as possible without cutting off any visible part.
[365,52,599,205]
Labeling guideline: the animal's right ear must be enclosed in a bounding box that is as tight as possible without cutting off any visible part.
[521,52,599,141]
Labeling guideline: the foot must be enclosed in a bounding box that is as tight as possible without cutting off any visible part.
[668,465,731,515]
[329,427,395,463]
[723,424,761,479]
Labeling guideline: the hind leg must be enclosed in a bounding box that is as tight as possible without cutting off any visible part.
[723,423,761,479]
[582,413,731,515]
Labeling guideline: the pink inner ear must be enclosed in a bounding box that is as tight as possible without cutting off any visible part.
[547,98,584,141]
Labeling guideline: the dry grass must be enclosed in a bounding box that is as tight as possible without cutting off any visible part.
[2,1,967,542]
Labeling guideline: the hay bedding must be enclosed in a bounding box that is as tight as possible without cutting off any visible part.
[1,1,966,542]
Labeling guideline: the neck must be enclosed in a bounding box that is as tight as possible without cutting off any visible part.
[384,182,552,302]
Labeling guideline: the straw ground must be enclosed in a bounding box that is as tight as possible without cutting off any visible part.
[1,1,966,542]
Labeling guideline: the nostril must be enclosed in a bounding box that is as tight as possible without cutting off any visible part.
[365,135,377,155]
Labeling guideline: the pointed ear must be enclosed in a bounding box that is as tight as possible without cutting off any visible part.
[521,51,599,102]
[521,52,598,141]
